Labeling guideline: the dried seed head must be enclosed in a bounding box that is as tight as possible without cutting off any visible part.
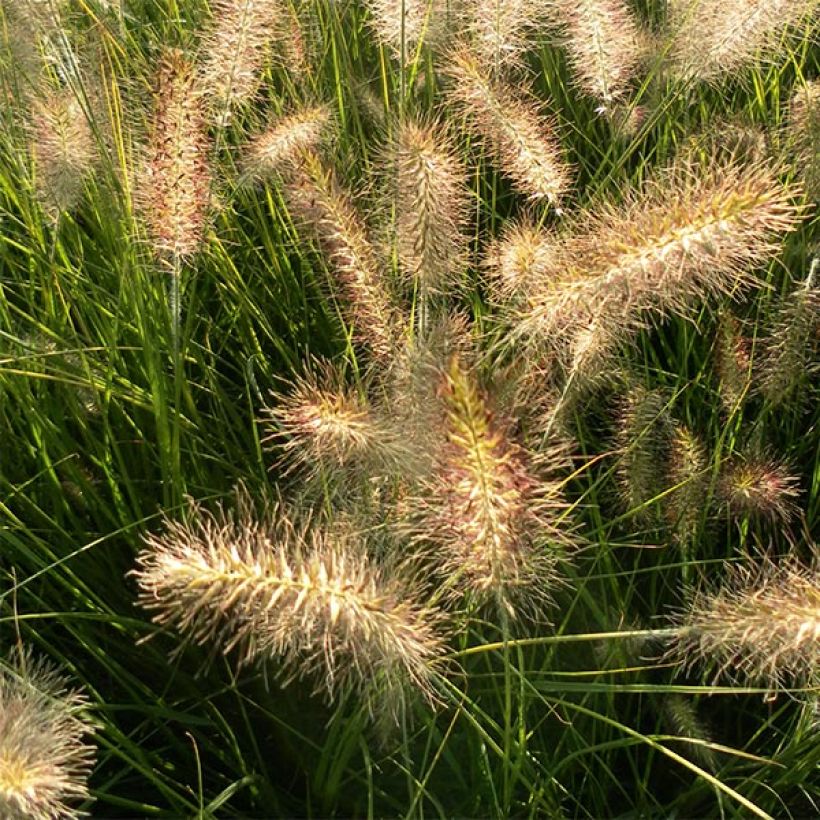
[242,105,332,181]
[549,0,649,109]
[755,262,820,406]
[0,648,95,820]
[407,355,573,617]
[284,149,402,359]
[388,118,469,294]
[513,155,805,363]
[718,451,801,523]
[136,49,212,265]
[666,0,819,85]
[785,80,820,201]
[483,216,559,304]
[614,385,672,522]
[714,311,752,414]
[133,496,446,721]
[443,45,572,206]
[27,86,96,216]
[200,0,284,125]
[664,423,709,543]
[364,0,450,61]
[670,556,820,689]
[262,360,411,482]
[460,0,541,73]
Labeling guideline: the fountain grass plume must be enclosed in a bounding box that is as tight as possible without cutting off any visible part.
[0,648,96,820]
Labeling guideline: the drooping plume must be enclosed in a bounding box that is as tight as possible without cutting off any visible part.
[136,49,212,265]
[666,0,820,85]
[200,0,284,125]
[444,45,572,206]
[0,648,96,820]
[284,149,402,359]
[133,495,446,720]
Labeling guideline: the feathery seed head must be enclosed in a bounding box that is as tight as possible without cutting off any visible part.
[664,423,708,542]
[407,355,573,617]
[28,86,96,217]
[550,0,648,109]
[443,45,572,206]
[663,695,718,772]
[461,0,540,73]
[200,0,284,125]
[718,451,801,523]
[388,118,469,294]
[0,649,95,820]
[364,0,450,61]
[785,79,820,201]
[243,105,332,182]
[133,496,446,720]
[666,0,820,86]
[714,311,752,414]
[670,556,820,689]
[136,49,212,265]
[284,149,402,359]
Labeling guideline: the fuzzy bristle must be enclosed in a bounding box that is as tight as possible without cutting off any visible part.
[243,105,332,181]
[718,451,801,523]
[666,0,820,85]
[461,0,540,72]
[136,49,212,265]
[407,355,572,617]
[0,649,96,820]
[284,149,402,358]
[364,0,449,60]
[664,423,708,543]
[200,0,284,125]
[549,0,648,109]
[133,496,445,720]
[443,45,572,206]
[513,155,804,369]
[714,311,752,414]
[671,557,820,689]
[389,118,469,294]
[785,80,820,202]
[27,86,96,216]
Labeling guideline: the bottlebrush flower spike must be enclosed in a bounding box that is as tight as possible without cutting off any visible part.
[670,556,820,689]
[443,45,572,206]
[548,0,648,110]
[666,0,820,85]
[0,648,96,819]
[718,450,801,523]
[387,118,469,295]
[200,0,284,125]
[364,0,449,61]
[461,0,540,72]
[512,154,805,372]
[755,262,820,406]
[136,49,212,266]
[714,311,752,414]
[407,355,573,618]
[133,495,446,720]
[27,86,96,217]
[785,80,820,202]
[284,149,402,359]
[262,359,411,483]
[242,105,332,182]
[664,423,708,543]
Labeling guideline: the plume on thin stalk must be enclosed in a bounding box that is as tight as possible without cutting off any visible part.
[670,556,820,689]
[27,86,96,217]
[718,450,801,523]
[406,355,573,617]
[200,0,284,125]
[262,359,410,482]
[135,49,211,266]
[512,155,804,370]
[666,0,820,85]
[364,0,449,60]
[549,0,648,110]
[133,495,446,720]
[784,79,820,201]
[714,311,752,414]
[443,45,572,206]
[664,423,708,543]
[461,0,540,72]
[284,149,402,359]
[0,648,96,820]
[387,118,469,294]
[242,105,332,182]
[755,262,820,406]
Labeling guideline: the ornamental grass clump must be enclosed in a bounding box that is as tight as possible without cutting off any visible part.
[670,557,820,689]
[0,649,96,820]
[133,495,446,721]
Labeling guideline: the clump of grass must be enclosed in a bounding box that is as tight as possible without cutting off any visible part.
[133,493,446,721]
[0,648,96,820]
[670,556,820,689]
